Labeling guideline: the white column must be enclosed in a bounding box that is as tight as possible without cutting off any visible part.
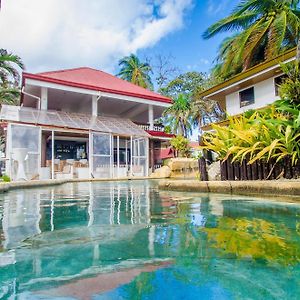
[92,95,98,116]
[148,105,154,130]
[51,131,55,180]
[89,131,93,177]
[117,136,120,178]
[130,136,133,176]
[146,138,149,177]
[41,87,48,110]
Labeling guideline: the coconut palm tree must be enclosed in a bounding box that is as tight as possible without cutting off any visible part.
[0,49,24,105]
[204,0,300,77]
[117,54,153,89]
[0,49,24,85]
[163,94,192,137]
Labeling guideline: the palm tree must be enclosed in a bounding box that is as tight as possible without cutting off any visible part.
[204,0,300,77]
[117,54,153,89]
[163,94,192,137]
[190,97,225,133]
[0,49,24,105]
[0,49,24,85]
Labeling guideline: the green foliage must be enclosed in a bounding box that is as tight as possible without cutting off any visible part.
[163,94,193,137]
[0,49,24,106]
[117,54,153,89]
[202,102,300,166]
[159,71,208,99]
[204,0,300,79]
[279,61,300,107]
[0,85,20,105]
[1,174,11,182]
[170,135,191,157]
[160,72,225,135]
[0,49,24,85]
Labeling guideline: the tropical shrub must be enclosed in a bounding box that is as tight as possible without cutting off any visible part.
[1,174,11,182]
[279,61,300,107]
[170,135,191,157]
[202,104,300,167]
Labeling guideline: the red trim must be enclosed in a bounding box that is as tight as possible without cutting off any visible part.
[22,71,172,104]
[146,130,175,138]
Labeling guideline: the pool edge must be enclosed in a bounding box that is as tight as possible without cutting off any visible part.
[159,180,300,199]
[0,177,161,193]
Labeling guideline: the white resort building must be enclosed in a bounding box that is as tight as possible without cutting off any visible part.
[0,67,174,181]
[199,48,296,131]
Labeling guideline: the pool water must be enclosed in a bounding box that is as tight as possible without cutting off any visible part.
[0,180,299,299]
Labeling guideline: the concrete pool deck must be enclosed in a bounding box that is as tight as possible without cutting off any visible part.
[159,179,300,197]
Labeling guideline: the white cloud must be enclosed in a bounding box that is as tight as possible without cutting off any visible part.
[207,0,231,15]
[0,0,193,73]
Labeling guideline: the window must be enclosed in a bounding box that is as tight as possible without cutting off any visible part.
[274,75,287,96]
[239,87,255,107]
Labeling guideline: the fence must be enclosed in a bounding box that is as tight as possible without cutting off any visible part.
[199,156,300,181]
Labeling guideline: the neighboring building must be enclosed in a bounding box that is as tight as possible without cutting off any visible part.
[199,48,296,131]
[0,67,174,181]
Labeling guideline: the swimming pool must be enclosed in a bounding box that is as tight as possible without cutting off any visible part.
[0,180,299,299]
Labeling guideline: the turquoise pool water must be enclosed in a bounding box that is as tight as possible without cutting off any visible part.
[0,180,299,299]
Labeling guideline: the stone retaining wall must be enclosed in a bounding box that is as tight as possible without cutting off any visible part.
[159,180,300,198]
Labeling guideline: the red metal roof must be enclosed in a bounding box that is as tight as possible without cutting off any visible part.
[23,67,172,104]
[146,130,175,139]
[160,148,175,159]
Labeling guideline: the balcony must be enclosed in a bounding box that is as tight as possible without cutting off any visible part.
[136,123,165,132]
[136,123,175,139]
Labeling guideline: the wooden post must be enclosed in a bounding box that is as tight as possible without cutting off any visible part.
[251,161,258,180]
[246,162,252,180]
[284,156,293,179]
[199,157,208,181]
[241,160,247,180]
[220,160,227,181]
[257,161,263,180]
[233,162,241,180]
[149,140,155,173]
[226,156,234,180]
[293,160,300,179]
[262,161,269,180]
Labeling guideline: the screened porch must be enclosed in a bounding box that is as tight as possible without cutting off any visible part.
[1,105,149,181]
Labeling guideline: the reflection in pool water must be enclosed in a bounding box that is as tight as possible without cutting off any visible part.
[0,180,299,299]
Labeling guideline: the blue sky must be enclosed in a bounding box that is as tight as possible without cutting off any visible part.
[0,0,239,75]
[138,0,239,75]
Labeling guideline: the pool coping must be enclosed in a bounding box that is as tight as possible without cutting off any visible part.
[159,179,300,198]
[1,178,300,199]
[0,176,159,193]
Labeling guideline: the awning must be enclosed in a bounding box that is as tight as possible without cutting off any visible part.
[160,147,175,159]
[0,105,150,137]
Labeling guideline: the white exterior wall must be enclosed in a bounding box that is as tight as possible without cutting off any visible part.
[225,76,280,116]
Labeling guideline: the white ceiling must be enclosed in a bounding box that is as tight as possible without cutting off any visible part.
[23,84,166,124]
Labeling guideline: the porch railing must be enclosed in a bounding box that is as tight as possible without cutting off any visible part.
[136,123,165,132]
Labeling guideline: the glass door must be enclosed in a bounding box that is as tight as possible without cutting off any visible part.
[9,124,41,181]
[131,137,148,177]
[90,132,113,178]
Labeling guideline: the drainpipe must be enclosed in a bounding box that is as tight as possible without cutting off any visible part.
[21,87,41,109]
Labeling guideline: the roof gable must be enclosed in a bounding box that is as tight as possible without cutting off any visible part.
[23,67,171,104]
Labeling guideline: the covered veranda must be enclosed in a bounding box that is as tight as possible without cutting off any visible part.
[1,105,149,181]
